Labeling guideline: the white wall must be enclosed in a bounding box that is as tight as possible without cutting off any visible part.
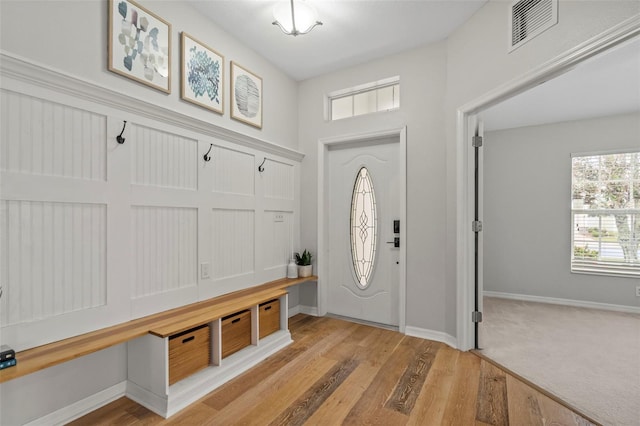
[297,42,448,334]
[0,345,127,425]
[297,0,639,338]
[483,113,640,307]
[444,0,640,337]
[0,1,302,424]
[1,0,639,422]
[0,0,298,150]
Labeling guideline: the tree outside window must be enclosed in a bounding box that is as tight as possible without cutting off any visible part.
[571,151,640,277]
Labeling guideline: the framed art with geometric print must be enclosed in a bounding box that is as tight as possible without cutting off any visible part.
[108,0,171,93]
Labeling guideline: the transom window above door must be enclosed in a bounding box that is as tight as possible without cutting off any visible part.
[328,77,400,121]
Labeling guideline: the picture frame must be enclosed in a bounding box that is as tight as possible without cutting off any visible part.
[181,33,224,114]
[230,62,263,129]
[108,0,171,93]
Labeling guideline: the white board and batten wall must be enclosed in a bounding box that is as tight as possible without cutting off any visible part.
[0,53,302,424]
[0,1,303,422]
[0,58,302,350]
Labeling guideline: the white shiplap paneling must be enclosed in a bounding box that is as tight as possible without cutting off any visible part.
[211,145,255,196]
[0,54,303,355]
[0,90,107,180]
[131,124,198,190]
[263,211,293,270]
[212,209,255,279]
[131,206,198,298]
[262,159,294,200]
[0,200,107,325]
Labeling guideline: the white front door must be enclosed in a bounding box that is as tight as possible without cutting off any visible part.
[327,137,400,326]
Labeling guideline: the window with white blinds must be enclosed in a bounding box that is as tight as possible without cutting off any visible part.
[571,151,640,277]
[329,77,400,121]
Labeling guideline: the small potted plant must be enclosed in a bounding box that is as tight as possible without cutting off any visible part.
[294,250,313,277]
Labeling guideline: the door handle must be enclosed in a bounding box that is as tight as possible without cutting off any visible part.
[386,237,400,248]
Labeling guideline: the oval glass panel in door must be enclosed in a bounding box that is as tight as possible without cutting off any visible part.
[350,167,377,289]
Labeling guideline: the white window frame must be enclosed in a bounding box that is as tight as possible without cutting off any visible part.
[327,76,400,121]
[570,149,640,278]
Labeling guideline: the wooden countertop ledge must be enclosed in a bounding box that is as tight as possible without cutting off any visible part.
[0,276,317,384]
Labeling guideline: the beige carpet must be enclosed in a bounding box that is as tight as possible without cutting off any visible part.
[479,297,640,426]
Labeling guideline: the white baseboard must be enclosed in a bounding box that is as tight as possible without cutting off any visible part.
[126,381,168,418]
[26,382,126,426]
[126,331,293,418]
[404,326,458,349]
[298,305,319,316]
[165,333,292,417]
[483,291,640,314]
[288,305,301,317]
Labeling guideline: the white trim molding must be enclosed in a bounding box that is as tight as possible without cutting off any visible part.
[287,304,319,317]
[25,382,126,426]
[404,326,458,349]
[484,291,640,315]
[0,51,304,163]
[126,331,293,418]
[297,305,319,316]
[456,15,640,351]
[288,305,301,317]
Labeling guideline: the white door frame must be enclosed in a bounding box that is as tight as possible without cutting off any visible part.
[318,127,407,332]
[456,16,640,351]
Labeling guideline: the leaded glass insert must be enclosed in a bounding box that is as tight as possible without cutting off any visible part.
[350,167,377,288]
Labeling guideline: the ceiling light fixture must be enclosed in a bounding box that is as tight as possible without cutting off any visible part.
[272,0,322,37]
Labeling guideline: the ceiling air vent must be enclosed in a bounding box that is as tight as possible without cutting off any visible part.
[509,0,558,52]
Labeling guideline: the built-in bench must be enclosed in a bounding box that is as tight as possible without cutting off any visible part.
[0,276,318,413]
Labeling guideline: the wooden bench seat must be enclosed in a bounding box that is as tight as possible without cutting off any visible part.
[0,276,317,384]
[149,287,288,338]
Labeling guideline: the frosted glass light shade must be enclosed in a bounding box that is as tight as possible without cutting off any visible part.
[273,0,322,36]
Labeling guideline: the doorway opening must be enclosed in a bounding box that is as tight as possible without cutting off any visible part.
[456,16,640,352]
[457,17,640,426]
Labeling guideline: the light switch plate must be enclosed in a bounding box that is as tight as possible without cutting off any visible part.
[274,214,284,222]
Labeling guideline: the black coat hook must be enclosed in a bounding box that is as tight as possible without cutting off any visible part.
[116,120,127,144]
[258,157,267,172]
[204,144,213,162]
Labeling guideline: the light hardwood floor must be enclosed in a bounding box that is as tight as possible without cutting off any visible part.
[70,314,596,425]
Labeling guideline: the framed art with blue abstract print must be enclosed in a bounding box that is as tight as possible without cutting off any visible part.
[108,0,171,93]
[231,62,262,129]
[181,32,224,114]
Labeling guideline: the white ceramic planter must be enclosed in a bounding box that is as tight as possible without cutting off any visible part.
[297,265,313,278]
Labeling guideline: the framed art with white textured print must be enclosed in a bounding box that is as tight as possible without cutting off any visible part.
[230,62,262,129]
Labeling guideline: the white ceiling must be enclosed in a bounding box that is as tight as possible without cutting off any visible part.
[188,0,488,81]
[482,37,640,131]
[188,1,639,129]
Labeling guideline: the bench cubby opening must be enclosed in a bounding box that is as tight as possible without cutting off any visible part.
[127,292,292,418]
[259,299,281,339]
[1,276,318,420]
[168,324,211,385]
[221,309,252,358]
